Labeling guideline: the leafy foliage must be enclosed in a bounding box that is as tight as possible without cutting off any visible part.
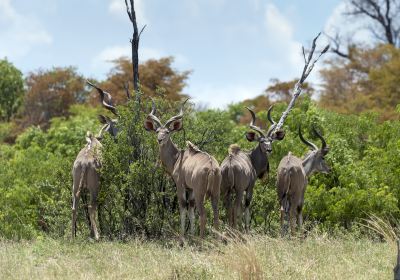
[0,59,24,122]
[22,67,88,128]
[0,96,399,239]
[87,57,190,106]
[319,44,400,120]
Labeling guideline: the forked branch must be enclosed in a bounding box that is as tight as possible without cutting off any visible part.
[272,33,329,133]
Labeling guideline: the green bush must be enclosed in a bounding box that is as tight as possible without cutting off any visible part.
[0,98,399,239]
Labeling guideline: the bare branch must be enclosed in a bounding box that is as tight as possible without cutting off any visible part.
[125,0,145,105]
[139,25,147,40]
[346,0,397,46]
[272,33,329,134]
[324,32,350,59]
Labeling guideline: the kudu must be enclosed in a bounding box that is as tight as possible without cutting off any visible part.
[220,106,284,230]
[71,82,118,240]
[144,100,221,239]
[277,126,331,236]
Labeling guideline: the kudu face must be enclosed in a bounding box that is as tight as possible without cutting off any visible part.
[97,115,118,140]
[87,80,120,140]
[303,150,331,174]
[245,133,272,153]
[245,106,284,152]
[144,99,187,141]
[299,126,331,175]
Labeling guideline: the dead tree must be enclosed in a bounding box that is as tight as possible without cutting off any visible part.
[271,33,329,135]
[347,0,400,46]
[327,0,400,58]
[125,0,146,103]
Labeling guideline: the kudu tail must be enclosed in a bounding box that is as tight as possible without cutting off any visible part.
[279,170,291,214]
[226,144,239,189]
[76,165,87,197]
[226,156,235,188]
[206,168,221,200]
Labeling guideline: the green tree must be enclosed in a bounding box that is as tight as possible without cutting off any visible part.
[88,57,190,106]
[22,67,88,128]
[0,59,24,122]
[319,44,400,120]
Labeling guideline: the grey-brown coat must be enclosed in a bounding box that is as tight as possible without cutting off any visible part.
[144,100,221,240]
[71,82,118,240]
[220,106,284,230]
[277,126,331,236]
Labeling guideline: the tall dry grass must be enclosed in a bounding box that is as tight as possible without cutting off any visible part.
[0,232,395,280]
[361,214,399,248]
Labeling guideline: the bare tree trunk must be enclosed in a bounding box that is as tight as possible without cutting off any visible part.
[272,33,329,134]
[125,0,146,105]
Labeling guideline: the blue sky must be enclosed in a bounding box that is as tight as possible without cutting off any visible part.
[0,0,347,108]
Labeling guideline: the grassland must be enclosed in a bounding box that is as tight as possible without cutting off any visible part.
[0,232,395,280]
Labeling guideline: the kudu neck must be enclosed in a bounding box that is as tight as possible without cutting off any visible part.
[302,155,314,176]
[249,144,268,178]
[159,137,180,174]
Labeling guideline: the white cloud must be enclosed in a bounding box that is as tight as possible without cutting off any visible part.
[324,2,374,46]
[265,4,293,39]
[109,0,147,24]
[0,0,52,60]
[263,3,303,79]
[189,84,264,109]
[95,45,130,63]
[92,44,188,77]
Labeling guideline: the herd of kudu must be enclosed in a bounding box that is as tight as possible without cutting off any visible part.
[72,36,331,242]
[71,89,331,241]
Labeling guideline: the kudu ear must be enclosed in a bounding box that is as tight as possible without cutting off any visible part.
[144,117,157,132]
[169,119,183,132]
[271,129,285,141]
[98,114,107,124]
[245,131,259,142]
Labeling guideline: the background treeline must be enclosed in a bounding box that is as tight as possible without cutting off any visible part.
[1,0,400,239]
[0,88,399,239]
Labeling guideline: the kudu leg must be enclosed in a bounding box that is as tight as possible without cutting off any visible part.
[71,189,81,238]
[211,193,220,231]
[280,206,286,237]
[178,193,188,241]
[88,192,100,241]
[188,190,196,235]
[280,196,290,237]
[296,206,304,236]
[289,206,297,237]
[232,191,243,229]
[244,189,253,232]
[223,190,233,227]
[195,198,206,238]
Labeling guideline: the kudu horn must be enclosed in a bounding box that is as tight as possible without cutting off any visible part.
[298,126,318,150]
[246,107,265,137]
